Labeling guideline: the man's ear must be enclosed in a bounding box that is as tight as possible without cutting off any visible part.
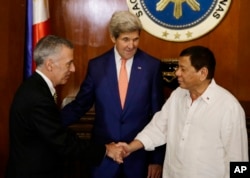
[110,35,116,43]
[45,59,53,72]
[199,67,208,81]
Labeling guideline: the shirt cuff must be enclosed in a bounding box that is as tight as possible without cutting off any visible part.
[135,133,155,151]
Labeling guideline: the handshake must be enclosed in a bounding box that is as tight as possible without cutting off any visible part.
[105,141,140,164]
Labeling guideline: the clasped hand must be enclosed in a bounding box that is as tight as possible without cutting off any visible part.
[105,142,130,164]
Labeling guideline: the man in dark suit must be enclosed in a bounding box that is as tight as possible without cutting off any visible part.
[61,11,165,178]
[6,35,124,178]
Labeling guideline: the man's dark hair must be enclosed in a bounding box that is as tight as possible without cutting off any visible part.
[180,45,216,79]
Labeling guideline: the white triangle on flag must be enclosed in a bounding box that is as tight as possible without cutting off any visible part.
[33,0,50,24]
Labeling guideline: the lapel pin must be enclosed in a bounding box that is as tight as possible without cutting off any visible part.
[138,66,142,70]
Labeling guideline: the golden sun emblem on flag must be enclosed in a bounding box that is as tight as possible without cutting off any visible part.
[156,0,200,19]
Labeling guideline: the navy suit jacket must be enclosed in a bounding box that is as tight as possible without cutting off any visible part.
[62,48,165,176]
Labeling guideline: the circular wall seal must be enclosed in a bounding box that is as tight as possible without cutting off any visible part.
[127,0,231,42]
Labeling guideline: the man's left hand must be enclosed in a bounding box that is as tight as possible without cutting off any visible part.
[147,164,162,178]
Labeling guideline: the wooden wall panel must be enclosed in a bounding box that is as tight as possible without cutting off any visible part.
[0,1,10,176]
[0,0,26,177]
[238,0,250,99]
[238,0,250,116]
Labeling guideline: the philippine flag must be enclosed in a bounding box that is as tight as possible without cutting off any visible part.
[24,0,50,79]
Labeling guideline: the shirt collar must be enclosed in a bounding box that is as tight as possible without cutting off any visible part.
[200,79,216,104]
[114,46,133,62]
[184,79,216,104]
[36,69,56,96]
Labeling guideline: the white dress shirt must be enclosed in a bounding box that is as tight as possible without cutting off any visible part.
[114,47,133,80]
[136,79,249,178]
[36,69,56,96]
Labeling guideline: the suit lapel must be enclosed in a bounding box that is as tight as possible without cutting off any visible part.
[105,51,122,109]
[105,49,145,112]
[123,54,144,111]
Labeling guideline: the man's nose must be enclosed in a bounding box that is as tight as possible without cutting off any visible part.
[70,63,75,72]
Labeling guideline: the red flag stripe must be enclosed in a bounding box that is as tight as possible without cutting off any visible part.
[32,19,50,47]
[31,0,50,72]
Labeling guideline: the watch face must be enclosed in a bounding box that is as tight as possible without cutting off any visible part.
[127,0,232,42]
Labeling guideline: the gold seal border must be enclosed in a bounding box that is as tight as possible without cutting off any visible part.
[127,0,232,42]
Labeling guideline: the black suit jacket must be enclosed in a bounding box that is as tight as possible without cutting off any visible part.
[5,72,106,178]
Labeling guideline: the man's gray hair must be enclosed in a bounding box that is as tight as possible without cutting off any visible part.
[109,11,142,39]
[33,35,73,66]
